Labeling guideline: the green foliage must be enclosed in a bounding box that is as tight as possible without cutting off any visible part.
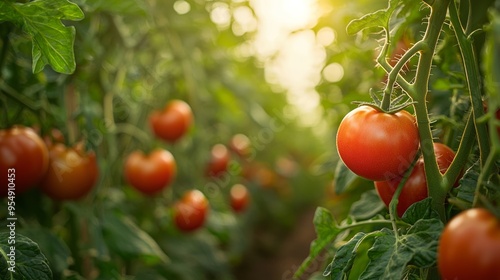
[0,0,84,74]
[0,232,52,279]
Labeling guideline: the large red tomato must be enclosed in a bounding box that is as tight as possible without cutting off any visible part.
[0,126,49,196]
[40,143,99,200]
[374,143,459,217]
[205,144,230,178]
[337,106,420,181]
[124,149,176,195]
[438,208,500,280]
[230,184,250,213]
[173,190,209,232]
[149,100,193,143]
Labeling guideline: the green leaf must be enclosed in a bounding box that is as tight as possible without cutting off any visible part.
[334,161,360,194]
[324,232,366,280]
[401,197,440,224]
[350,190,385,220]
[0,0,84,74]
[0,232,53,279]
[359,219,443,279]
[20,228,72,277]
[346,0,401,35]
[101,212,169,263]
[294,207,341,279]
[454,161,479,205]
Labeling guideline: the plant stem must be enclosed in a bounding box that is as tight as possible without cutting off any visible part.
[412,0,451,221]
[443,111,475,191]
[449,0,491,168]
[383,41,425,105]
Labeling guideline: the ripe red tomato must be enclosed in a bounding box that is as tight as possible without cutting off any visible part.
[337,106,420,181]
[124,149,176,195]
[40,143,99,200]
[374,143,458,217]
[149,100,193,143]
[229,134,252,159]
[438,208,500,280]
[173,190,209,232]
[230,184,250,213]
[205,144,230,178]
[0,126,49,196]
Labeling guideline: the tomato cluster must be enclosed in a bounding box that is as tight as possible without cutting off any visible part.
[336,106,465,217]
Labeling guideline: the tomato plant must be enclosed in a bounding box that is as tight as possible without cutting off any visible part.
[173,190,209,232]
[124,149,176,196]
[438,208,500,280]
[336,105,420,181]
[149,100,193,143]
[374,143,459,217]
[40,143,99,200]
[230,184,250,213]
[205,143,230,178]
[0,126,49,196]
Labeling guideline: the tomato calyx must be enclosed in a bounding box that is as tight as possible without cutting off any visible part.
[353,89,416,114]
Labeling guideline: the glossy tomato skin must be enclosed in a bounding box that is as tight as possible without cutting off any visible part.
[0,126,49,196]
[374,143,458,217]
[149,100,192,143]
[40,143,99,200]
[205,144,230,178]
[230,184,250,213]
[438,208,500,280]
[124,149,176,195]
[337,106,420,181]
[173,190,209,232]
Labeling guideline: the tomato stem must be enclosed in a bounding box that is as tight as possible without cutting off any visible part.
[412,0,451,221]
[449,1,490,169]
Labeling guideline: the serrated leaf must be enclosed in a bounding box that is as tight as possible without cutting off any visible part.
[346,0,401,35]
[102,212,169,264]
[350,190,385,220]
[324,232,366,280]
[401,197,440,224]
[0,232,53,279]
[454,161,479,204]
[294,207,341,278]
[359,219,443,279]
[0,0,84,74]
[20,228,72,277]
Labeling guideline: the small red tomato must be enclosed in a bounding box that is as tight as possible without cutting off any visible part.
[229,134,252,159]
[40,143,99,200]
[124,149,176,195]
[149,100,193,143]
[230,184,250,213]
[375,143,459,217]
[438,208,500,280]
[173,190,209,232]
[205,144,230,178]
[337,106,420,181]
[0,126,49,196]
